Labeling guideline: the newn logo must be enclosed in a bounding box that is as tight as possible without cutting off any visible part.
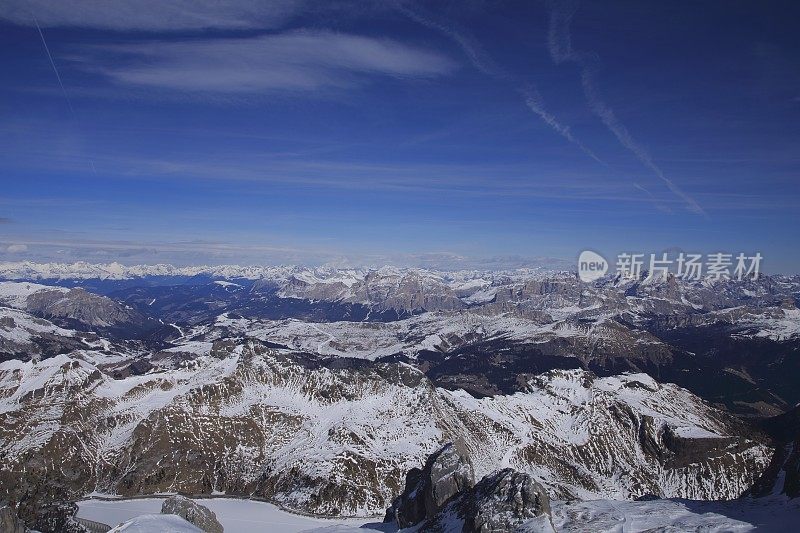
[578,250,608,282]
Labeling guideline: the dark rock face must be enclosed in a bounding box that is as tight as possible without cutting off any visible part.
[388,456,552,532]
[388,447,551,532]
[389,443,475,528]
[0,504,26,533]
[455,469,551,533]
[30,502,89,533]
[161,496,224,533]
[747,438,800,499]
[384,467,422,525]
[746,404,800,499]
[759,404,800,443]
[784,439,800,498]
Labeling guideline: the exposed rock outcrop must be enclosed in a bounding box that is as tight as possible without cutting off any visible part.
[746,438,800,499]
[30,502,89,533]
[785,440,800,498]
[161,496,223,533]
[747,404,800,499]
[454,469,551,533]
[0,503,26,533]
[387,447,552,532]
[386,443,474,527]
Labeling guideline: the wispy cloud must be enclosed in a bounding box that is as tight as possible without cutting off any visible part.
[0,236,572,270]
[75,31,456,93]
[546,0,705,215]
[0,237,334,266]
[0,0,306,31]
[25,152,654,205]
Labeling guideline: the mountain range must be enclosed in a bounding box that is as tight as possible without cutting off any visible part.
[0,262,798,531]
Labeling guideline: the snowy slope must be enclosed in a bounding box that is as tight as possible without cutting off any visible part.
[108,514,202,532]
[550,496,800,533]
[77,497,378,533]
[78,494,800,533]
[0,281,69,307]
[0,342,770,518]
[0,280,148,329]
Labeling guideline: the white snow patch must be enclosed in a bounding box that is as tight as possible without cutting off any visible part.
[108,514,202,532]
[0,281,68,307]
[551,496,800,533]
[77,498,380,533]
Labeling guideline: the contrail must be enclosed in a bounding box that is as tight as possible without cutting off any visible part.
[521,85,604,164]
[397,1,602,164]
[396,2,505,78]
[33,15,97,175]
[633,182,672,214]
[33,15,75,117]
[581,68,703,214]
[546,0,705,215]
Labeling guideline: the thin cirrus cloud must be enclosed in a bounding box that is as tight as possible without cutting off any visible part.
[75,31,457,93]
[0,0,307,31]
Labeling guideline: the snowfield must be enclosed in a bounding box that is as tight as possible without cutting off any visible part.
[0,306,76,345]
[108,514,202,533]
[550,496,800,533]
[77,497,380,533]
[77,495,800,532]
[0,281,69,307]
[207,310,651,361]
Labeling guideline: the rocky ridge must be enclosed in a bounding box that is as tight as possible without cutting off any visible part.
[0,338,770,526]
[387,444,553,533]
[0,267,796,531]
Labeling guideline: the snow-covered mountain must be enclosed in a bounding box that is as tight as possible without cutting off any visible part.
[0,338,770,520]
[2,262,797,326]
[0,281,150,331]
[0,261,547,288]
[0,264,798,531]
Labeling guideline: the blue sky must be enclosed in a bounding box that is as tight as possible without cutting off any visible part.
[0,1,798,271]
